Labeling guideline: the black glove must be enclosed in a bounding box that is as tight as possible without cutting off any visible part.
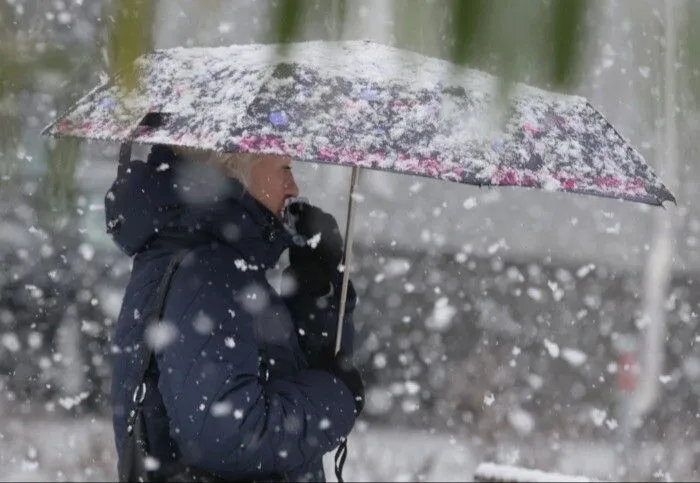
[312,354,365,416]
[286,202,344,297]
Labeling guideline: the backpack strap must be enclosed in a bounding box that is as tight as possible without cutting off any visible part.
[129,249,192,417]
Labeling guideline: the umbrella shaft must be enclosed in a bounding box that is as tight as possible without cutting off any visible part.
[335,167,361,356]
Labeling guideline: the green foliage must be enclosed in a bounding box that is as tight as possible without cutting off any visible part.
[392,0,431,54]
[0,5,25,105]
[38,137,81,230]
[274,0,305,47]
[0,3,106,220]
[333,0,348,40]
[0,48,26,178]
[0,52,28,101]
[684,0,700,107]
[107,0,154,95]
[392,0,588,91]
[548,0,588,88]
[273,0,348,57]
[0,6,77,195]
[450,0,491,67]
[0,113,21,184]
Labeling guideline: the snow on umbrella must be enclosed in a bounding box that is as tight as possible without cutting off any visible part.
[43,40,675,206]
[42,39,677,352]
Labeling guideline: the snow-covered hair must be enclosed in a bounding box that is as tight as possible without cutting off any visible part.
[172,146,259,188]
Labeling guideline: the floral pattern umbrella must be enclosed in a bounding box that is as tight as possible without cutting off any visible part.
[43,40,675,206]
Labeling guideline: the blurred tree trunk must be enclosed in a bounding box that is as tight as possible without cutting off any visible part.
[633,0,682,420]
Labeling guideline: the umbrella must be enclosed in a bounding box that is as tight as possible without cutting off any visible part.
[42,40,677,353]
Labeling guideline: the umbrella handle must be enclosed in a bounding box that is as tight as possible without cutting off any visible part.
[335,167,361,356]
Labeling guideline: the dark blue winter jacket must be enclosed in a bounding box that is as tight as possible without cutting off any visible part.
[106,145,357,482]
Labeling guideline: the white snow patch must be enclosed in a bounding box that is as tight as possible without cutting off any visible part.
[462,197,478,209]
[507,408,535,435]
[487,238,508,255]
[145,321,179,351]
[144,456,160,471]
[659,374,673,384]
[193,312,214,335]
[78,243,95,261]
[547,280,564,301]
[234,259,259,271]
[527,374,544,390]
[576,264,596,278]
[2,333,21,352]
[382,258,411,278]
[405,381,421,395]
[238,284,269,314]
[373,353,387,369]
[307,233,322,249]
[475,462,597,482]
[543,339,560,358]
[425,297,457,331]
[350,192,365,203]
[561,348,587,367]
[409,182,423,193]
[27,332,42,349]
[366,387,394,415]
[217,22,232,34]
[57,392,90,410]
[24,284,43,299]
[527,287,544,302]
[401,399,420,413]
[590,408,607,427]
[210,401,232,417]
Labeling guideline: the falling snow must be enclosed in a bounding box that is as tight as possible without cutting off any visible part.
[1,2,698,482]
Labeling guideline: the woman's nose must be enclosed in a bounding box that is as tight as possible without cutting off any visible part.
[285,176,299,197]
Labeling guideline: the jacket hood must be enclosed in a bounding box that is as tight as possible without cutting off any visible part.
[105,144,292,266]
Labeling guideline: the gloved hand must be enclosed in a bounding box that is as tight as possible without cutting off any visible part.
[312,354,365,416]
[282,199,357,364]
[286,201,345,297]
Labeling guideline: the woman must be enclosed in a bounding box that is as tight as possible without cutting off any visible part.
[106,144,364,482]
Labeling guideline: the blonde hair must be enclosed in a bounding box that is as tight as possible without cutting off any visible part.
[172,146,259,188]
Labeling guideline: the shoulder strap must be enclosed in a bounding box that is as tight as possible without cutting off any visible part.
[132,249,192,406]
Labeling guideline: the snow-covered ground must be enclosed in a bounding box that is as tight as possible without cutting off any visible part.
[0,416,117,482]
[0,415,478,482]
[0,414,691,482]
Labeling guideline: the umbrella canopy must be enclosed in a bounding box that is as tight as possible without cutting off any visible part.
[43,40,675,206]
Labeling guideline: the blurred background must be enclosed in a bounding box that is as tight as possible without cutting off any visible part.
[0,0,699,481]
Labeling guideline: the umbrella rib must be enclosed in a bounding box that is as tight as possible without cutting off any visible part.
[41,80,111,136]
[335,166,362,356]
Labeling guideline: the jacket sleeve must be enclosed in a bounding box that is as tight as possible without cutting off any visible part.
[155,280,357,477]
[282,267,357,364]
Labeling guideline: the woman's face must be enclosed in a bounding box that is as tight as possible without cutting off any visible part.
[247,154,299,217]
